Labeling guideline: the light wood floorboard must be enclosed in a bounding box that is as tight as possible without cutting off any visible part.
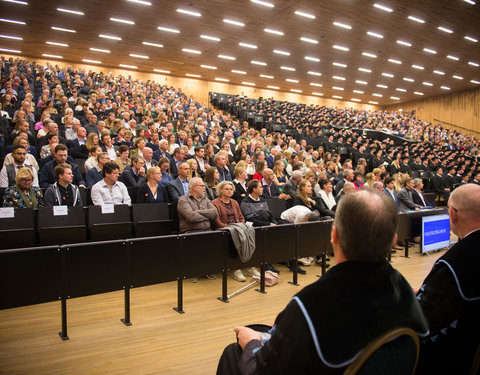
[0,244,445,375]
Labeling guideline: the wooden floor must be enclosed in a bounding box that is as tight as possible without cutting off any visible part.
[0,244,445,375]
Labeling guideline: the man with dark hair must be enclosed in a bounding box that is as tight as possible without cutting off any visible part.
[86,152,110,188]
[431,166,450,201]
[397,177,421,211]
[218,189,429,374]
[44,163,83,206]
[119,154,146,187]
[0,145,39,187]
[193,145,209,178]
[90,162,131,205]
[169,147,185,178]
[415,184,480,374]
[240,180,275,227]
[167,161,190,202]
[39,144,85,188]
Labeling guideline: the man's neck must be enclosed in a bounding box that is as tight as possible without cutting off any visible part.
[249,193,260,201]
[58,180,69,188]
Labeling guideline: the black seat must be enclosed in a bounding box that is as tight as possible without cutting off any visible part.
[264,197,287,221]
[88,204,132,241]
[132,202,172,237]
[0,207,36,250]
[37,206,87,246]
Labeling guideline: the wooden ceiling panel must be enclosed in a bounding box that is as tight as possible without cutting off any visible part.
[0,0,478,105]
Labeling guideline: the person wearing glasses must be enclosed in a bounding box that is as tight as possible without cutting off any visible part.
[90,162,131,206]
[0,145,39,188]
[3,167,44,208]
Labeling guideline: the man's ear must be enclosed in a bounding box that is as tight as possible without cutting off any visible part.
[392,232,398,249]
[331,224,338,246]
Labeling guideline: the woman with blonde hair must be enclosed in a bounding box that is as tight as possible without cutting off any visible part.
[85,132,99,152]
[136,166,169,203]
[186,158,199,179]
[364,172,375,187]
[3,167,44,208]
[273,160,287,185]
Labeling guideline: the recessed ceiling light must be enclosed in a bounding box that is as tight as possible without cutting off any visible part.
[333,76,346,80]
[260,74,274,79]
[176,8,201,17]
[403,77,415,82]
[397,40,412,47]
[333,21,352,30]
[300,37,318,44]
[423,82,433,86]
[239,42,257,49]
[90,47,110,53]
[0,34,22,40]
[423,48,437,54]
[143,42,163,48]
[274,49,290,56]
[464,36,478,43]
[332,62,347,68]
[333,86,344,90]
[367,31,383,39]
[82,59,101,64]
[382,73,394,77]
[186,73,201,78]
[291,89,302,93]
[351,98,361,102]
[2,0,28,4]
[42,53,62,58]
[358,67,372,73]
[471,80,480,84]
[251,0,274,7]
[281,66,295,71]
[251,60,267,66]
[433,70,445,75]
[99,34,121,40]
[129,53,149,59]
[294,10,315,19]
[127,0,151,5]
[231,70,246,74]
[200,35,220,42]
[0,47,21,53]
[373,3,393,12]
[46,41,68,47]
[333,44,349,51]
[372,93,383,97]
[312,92,324,96]
[414,92,424,95]
[390,96,400,100]
[376,84,388,88]
[353,90,364,94]
[267,85,280,89]
[362,52,377,58]
[412,64,424,70]
[305,56,320,62]
[223,19,244,27]
[369,101,378,104]
[242,81,255,86]
[56,7,84,15]
[440,86,450,90]
[157,26,180,33]
[215,77,229,82]
[463,0,475,4]
[218,55,236,60]
[388,58,402,64]
[182,48,201,54]
[447,55,459,61]
[154,69,170,74]
[264,28,284,36]
[110,17,135,24]
[356,80,368,85]
[119,64,137,69]
[286,79,299,83]
[308,71,322,76]
[396,88,407,92]
[0,18,25,24]
[453,75,464,80]
[310,83,323,87]
[332,95,343,99]
[200,65,217,70]
[468,61,479,67]
[408,16,425,23]
[438,26,453,34]
[51,26,76,33]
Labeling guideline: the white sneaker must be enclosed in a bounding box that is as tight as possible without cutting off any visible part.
[246,267,261,277]
[233,269,246,282]
[298,257,312,266]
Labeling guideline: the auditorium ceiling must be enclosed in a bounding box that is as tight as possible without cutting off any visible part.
[0,0,479,106]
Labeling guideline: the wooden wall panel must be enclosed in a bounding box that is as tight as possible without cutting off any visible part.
[383,88,480,135]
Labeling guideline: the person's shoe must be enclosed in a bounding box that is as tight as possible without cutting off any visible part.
[298,257,312,266]
[265,264,280,274]
[246,267,261,277]
[233,269,246,282]
[205,274,217,280]
[189,277,199,283]
[290,265,306,275]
